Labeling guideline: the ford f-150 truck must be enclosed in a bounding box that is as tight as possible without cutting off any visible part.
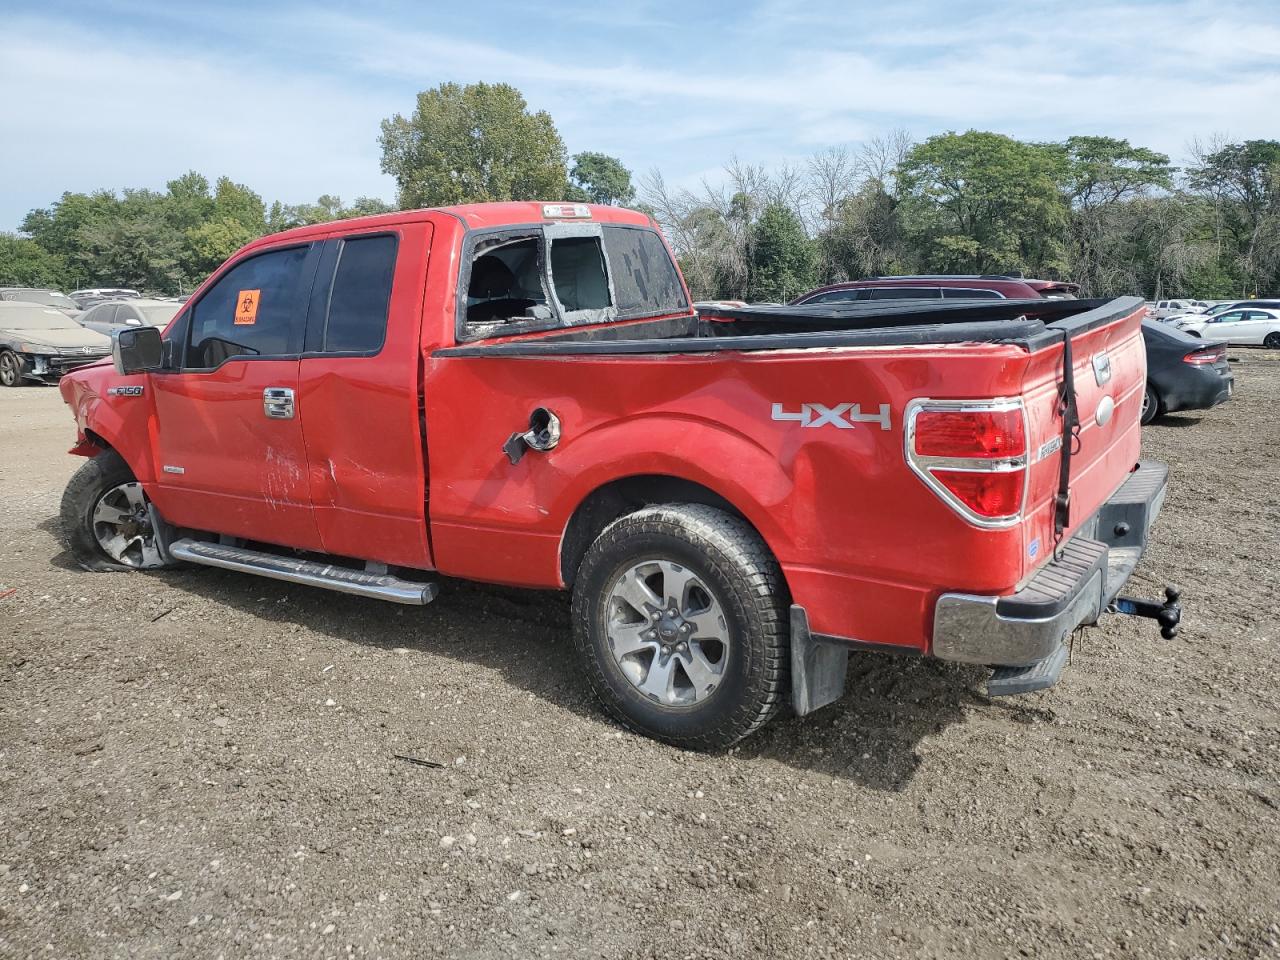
[57,202,1179,749]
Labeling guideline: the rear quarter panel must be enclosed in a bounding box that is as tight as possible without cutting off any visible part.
[424,343,1040,650]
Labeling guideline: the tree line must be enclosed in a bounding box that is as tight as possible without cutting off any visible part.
[2,81,1276,303]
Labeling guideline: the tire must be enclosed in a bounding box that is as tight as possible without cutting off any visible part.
[571,503,789,750]
[1140,383,1162,426]
[60,449,175,572]
[0,350,26,387]
[1265,332,1280,350]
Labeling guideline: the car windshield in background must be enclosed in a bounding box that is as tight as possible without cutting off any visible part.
[0,306,81,330]
[3,290,77,310]
[140,305,181,326]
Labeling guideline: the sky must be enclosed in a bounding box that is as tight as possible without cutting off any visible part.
[2,0,1279,230]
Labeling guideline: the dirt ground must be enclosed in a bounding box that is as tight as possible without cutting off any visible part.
[1,354,1278,960]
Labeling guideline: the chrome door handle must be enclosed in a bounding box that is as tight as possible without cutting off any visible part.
[263,387,295,420]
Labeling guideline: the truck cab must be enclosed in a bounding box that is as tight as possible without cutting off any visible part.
[58,202,1176,749]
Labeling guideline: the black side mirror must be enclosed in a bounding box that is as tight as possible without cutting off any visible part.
[113,325,163,375]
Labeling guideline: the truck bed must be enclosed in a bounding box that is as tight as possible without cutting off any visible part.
[436,296,1142,357]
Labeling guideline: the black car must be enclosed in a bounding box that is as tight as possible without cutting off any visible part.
[1142,319,1233,425]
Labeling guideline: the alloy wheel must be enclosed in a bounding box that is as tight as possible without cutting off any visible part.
[604,559,730,707]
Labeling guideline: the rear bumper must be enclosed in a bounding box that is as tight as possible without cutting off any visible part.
[1159,365,1233,414]
[932,460,1169,667]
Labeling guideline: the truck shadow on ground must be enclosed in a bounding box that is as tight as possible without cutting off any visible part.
[44,522,985,791]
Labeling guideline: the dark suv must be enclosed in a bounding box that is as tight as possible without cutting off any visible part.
[791,275,1079,304]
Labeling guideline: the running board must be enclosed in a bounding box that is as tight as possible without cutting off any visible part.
[169,538,438,605]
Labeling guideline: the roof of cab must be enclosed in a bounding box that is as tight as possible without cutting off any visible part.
[244,202,655,252]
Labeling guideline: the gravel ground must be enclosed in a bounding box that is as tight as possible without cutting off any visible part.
[1,354,1278,960]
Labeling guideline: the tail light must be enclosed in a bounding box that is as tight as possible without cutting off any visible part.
[1183,345,1225,365]
[906,400,1028,526]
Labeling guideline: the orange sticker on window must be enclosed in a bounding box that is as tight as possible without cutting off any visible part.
[234,289,261,325]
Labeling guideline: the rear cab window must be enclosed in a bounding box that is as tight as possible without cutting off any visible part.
[459,223,687,341]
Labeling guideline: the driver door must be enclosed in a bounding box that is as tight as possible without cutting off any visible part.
[149,242,324,551]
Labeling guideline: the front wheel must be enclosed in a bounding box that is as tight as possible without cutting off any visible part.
[0,350,26,387]
[571,503,789,749]
[60,450,176,572]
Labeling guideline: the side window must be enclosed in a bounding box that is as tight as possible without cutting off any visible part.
[1214,312,1243,323]
[186,245,309,369]
[808,289,862,304]
[942,288,1003,299]
[871,287,942,300]
[323,235,396,353]
[549,236,611,313]
[601,226,687,318]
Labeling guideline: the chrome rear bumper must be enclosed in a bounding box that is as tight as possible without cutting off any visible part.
[931,461,1169,667]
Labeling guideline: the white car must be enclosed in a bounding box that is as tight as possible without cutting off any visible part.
[1177,307,1280,348]
[76,298,183,337]
[1149,298,1208,320]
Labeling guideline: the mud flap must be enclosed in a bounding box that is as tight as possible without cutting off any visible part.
[790,606,849,716]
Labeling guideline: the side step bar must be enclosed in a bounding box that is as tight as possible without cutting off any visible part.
[169,538,439,605]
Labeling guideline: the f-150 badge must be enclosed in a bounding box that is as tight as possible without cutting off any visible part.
[771,403,891,430]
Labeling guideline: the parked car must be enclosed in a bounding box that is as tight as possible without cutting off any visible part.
[56,202,1175,748]
[791,275,1079,304]
[1168,299,1280,323]
[0,287,81,317]
[1148,299,1207,320]
[1175,307,1280,347]
[68,288,141,310]
[76,298,184,337]
[1140,320,1234,424]
[0,302,111,386]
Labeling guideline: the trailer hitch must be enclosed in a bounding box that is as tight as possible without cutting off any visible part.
[1109,585,1182,639]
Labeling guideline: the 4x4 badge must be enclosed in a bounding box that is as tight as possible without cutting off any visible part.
[771,403,891,430]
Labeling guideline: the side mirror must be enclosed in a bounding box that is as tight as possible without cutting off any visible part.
[113,325,163,375]
[125,317,142,326]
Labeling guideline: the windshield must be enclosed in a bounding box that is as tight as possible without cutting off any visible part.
[0,306,81,330]
[140,304,181,326]
[3,290,77,310]
[1204,303,1235,316]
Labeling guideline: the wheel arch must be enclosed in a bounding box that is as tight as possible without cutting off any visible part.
[560,474,782,589]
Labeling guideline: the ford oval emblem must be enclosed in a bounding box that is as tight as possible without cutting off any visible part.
[1095,394,1115,427]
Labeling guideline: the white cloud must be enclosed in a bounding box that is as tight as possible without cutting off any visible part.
[2,0,1279,229]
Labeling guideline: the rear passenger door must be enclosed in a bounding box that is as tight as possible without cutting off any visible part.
[298,225,435,569]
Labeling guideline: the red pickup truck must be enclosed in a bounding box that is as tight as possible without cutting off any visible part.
[57,202,1178,748]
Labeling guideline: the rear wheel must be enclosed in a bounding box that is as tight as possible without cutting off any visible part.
[0,350,26,387]
[571,504,789,750]
[1265,332,1280,349]
[60,450,176,572]
[1140,383,1162,426]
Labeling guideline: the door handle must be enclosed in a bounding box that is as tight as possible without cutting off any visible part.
[263,387,295,420]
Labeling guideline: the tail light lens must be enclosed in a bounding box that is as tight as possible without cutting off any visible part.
[906,401,1028,525]
[1184,345,1225,365]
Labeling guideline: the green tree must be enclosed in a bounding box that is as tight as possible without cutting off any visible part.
[1188,139,1280,293]
[746,203,814,302]
[897,131,1068,274]
[379,82,568,208]
[0,232,67,287]
[569,152,635,206]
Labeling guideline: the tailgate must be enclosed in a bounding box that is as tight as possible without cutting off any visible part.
[1019,301,1146,582]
